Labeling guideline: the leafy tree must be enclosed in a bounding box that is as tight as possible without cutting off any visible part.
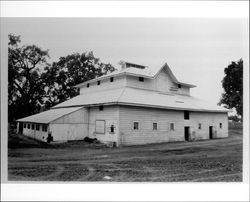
[8,34,50,122]
[219,59,243,118]
[42,52,116,108]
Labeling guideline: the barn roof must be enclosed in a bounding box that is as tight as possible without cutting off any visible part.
[17,107,83,124]
[75,62,196,88]
[52,87,229,113]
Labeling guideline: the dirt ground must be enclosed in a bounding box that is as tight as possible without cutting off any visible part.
[8,128,243,182]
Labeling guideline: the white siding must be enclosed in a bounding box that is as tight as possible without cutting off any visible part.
[118,105,228,145]
[88,106,119,144]
[50,107,89,141]
[22,123,48,142]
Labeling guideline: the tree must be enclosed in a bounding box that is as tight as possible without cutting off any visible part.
[42,52,116,108]
[219,59,243,118]
[8,34,50,122]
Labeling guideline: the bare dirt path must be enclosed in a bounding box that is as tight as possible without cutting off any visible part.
[8,129,242,182]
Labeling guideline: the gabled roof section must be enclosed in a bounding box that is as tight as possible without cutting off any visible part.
[75,61,196,88]
[17,107,83,124]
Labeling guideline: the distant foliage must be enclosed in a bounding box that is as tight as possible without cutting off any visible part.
[43,52,116,108]
[8,34,116,122]
[219,59,243,118]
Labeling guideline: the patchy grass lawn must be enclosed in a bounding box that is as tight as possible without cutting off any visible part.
[8,128,243,182]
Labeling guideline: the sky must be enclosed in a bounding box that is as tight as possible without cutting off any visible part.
[3,18,248,108]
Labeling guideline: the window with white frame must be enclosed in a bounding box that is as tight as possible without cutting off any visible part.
[133,122,139,130]
[36,124,40,131]
[170,123,175,131]
[153,122,157,130]
[42,125,47,132]
[95,120,105,134]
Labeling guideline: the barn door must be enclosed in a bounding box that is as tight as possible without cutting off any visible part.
[184,126,190,141]
[209,126,213,139]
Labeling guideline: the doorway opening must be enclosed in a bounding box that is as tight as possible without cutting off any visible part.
[209,126,213,139]
[184,126,190,141]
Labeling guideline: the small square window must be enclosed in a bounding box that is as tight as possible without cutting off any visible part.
[42,125,47,132]
[178,84,182,88]
[87,83,90,88]
[153,122,157,130]
[139,77,144,82]
[184,111,189,120]
[170,123,175,131]
[198,123,202,129]
[133,122,139,130]
[220,123,222,129]
[97,81,100,85]
[32,124,35,130]
[110,77,114,82]
[36,124,40,131]
[99,106,103,111]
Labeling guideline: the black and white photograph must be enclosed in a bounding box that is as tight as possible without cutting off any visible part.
[1,1,249,201]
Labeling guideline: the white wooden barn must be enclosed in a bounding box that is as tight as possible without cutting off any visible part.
[17,61,229,146]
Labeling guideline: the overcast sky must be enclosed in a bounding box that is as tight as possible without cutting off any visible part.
[3,18,248,107]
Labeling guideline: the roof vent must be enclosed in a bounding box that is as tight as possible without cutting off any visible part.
[119,60,147,70]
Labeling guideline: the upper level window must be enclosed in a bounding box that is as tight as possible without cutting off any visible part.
[24,123,26,128]
[220,123,222,129]
[99,105,103,111]
[97,81,100,85]
[42,125,47,132]
[198,123,202,130]
[87,83,90,88]
[139,77,144,82]
[27,124,30,129]
[32,124,35,130]
[153,122,158,130]
[184,111,190,120]
[36,124,40,131]
[133,122,139,130]
[110,77,114,82]
[178,84,182,88]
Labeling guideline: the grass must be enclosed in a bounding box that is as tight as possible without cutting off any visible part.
[8,128,243,182]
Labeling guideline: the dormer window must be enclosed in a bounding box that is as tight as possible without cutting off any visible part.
[97,81,100,85]
[110,77,114,82]
[139,77,144,82]
[87,83,90,88]
[178,84,182,88]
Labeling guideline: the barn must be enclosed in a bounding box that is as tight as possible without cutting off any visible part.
[17,61,229,146]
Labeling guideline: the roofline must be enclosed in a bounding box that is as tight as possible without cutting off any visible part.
[74,62,196,88]
[53,102,230,113]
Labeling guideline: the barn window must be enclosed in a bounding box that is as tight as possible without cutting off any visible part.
[198,123,202,130]
[87,83,90,88]
[27,124,30,129]
[110,77,114,82]
[32,124,35,130]
[42,125,47,132]
[184,111,189,120]
[133,122,139,130]
[36,124,40,131]
[220,123,222,129]
[170,123,175,131]
[97,81,100,85]
[138,77,144,82]
[99,105,103,111]
[178,84,182,88]
[24,123,26,128]
[153,122,157,130]
[95,120,105,134]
